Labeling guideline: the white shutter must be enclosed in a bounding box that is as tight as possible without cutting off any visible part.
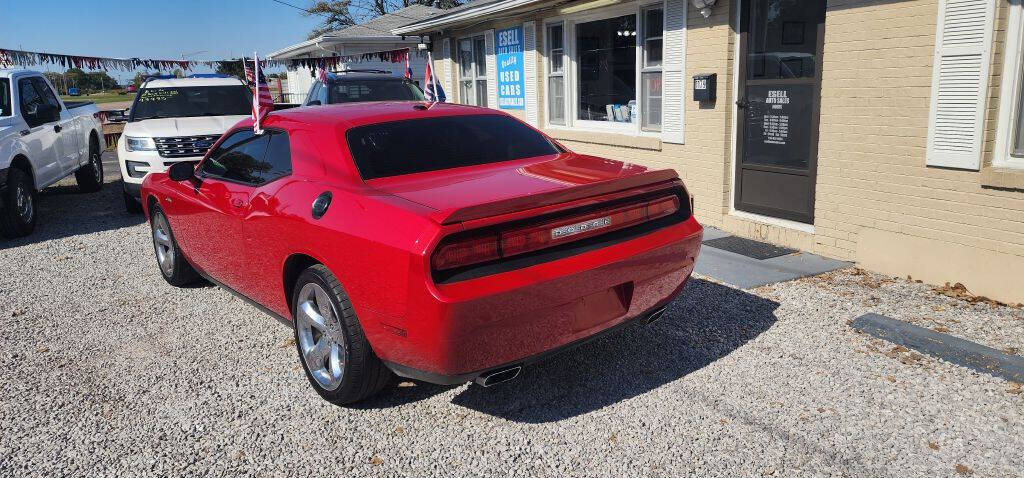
[441,38,453,100]
[485,29,498,109]
[925,0,996,170]
[661,0,687,144]
[523,22,539,125]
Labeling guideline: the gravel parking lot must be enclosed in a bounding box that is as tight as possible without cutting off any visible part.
[2,157,1022,476]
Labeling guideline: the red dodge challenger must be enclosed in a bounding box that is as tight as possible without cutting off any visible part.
[140,102,703,404]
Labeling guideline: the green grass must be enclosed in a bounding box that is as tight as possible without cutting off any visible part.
[60,91,133,105]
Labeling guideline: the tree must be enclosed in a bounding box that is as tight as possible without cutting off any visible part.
[370,0,461,16]
[132,71,163,88]
[215,59,247,82]
[305,1,356,40]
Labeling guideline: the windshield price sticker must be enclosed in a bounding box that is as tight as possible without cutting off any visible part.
[137,88,180,103]
[496,27,525,110]
[551,217,612,239]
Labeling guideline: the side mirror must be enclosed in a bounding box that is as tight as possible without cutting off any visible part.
[168,161,196,181]
[307,100,321,106]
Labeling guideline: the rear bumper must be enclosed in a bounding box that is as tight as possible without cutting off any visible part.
[383,301,674,385]
[370,216,703,384]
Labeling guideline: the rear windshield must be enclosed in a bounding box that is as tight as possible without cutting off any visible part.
[0,79,10,117]
[131,85,251,121]
[346,114,560,180]
[328,79,424,103]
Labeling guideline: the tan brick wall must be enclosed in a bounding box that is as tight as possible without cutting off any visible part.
[819,0,1024,302]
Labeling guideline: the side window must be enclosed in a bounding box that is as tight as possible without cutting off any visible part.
[259,131,292,183]
[18,78,45,127]
[201,129,291,185]
[305,82,321,105]
[318,83,329,104]
[31,78,61,111]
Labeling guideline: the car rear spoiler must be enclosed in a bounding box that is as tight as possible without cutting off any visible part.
[432,169,681,225]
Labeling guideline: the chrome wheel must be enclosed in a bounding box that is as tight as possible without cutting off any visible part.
[91,152,103,182]
[151,212,175,276]
[296,282,347,391]
[14,184,32,221]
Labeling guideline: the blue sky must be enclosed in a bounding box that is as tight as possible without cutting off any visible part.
[0,0,379,81]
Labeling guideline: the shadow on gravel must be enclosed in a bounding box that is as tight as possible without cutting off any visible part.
[0,177,144,251]
[445,278,780,423]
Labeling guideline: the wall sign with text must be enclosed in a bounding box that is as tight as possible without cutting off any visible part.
[496,27,525,110]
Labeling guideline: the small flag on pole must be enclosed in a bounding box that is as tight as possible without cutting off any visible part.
[318,58,328,84]
[423,52,446,103]
[244,62,255,86]
[252,53,273,135]
[404,49,412,80]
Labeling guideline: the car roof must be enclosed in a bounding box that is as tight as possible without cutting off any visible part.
[328,73,405,81]
[142,77,246,88]
[248,102,504,131]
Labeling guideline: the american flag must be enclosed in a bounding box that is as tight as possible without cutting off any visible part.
[251,53,273,135]
[318,58,328,84]
[243,62,255,86]
[404,49,412,80]
[423,52,446,103]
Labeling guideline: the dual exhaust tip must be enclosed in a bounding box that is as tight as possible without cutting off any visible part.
[471,307,669,388]
[474,365,522,387]
[646,306,667,325]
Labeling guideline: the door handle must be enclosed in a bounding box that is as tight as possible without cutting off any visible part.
[53,124,62,133]
[230,198,245,208]
[736,98,750,109]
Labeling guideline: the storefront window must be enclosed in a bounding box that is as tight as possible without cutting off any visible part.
[576,14,637,123]
[642,6,663,131]
[547,23,566,125]
[459,35,489,107]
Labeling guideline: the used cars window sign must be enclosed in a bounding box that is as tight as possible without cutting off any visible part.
[131,85,251,121]
[345,114,561,180]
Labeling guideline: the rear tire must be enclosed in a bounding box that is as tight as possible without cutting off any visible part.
[292,264,392,405]
[75,138,104,193]
[0,167,37,239]
[124,191,143,214]
[149,205,200,286]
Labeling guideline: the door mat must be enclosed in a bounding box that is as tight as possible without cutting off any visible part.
[702,235,797,260]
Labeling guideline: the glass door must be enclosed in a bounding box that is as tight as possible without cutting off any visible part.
[735,0,826,224]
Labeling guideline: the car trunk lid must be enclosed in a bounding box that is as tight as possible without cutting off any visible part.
[365,152,680,225]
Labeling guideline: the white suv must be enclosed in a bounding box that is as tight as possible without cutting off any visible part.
[117,76,251,212]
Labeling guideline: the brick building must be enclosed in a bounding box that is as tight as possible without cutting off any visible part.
[394,0,1024,303]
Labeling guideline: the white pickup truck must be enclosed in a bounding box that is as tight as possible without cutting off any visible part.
[0,69,105,238]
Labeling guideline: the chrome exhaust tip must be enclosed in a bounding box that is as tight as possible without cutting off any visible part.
[646,307,668,325]
[474,366,522,387]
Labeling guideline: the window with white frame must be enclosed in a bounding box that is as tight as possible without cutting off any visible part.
[458,35,489,107]
[547,22,566,125]
[995,0,1024,169]
[641,6,663,131]
[577,13,637,123]
[544,3,666,133]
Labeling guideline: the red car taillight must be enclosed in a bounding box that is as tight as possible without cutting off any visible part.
[431,194,681,271]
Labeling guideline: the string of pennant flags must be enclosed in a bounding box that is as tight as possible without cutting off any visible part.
[0,46,422,73]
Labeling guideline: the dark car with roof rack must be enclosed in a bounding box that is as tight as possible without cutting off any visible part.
[300,70,425,107]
